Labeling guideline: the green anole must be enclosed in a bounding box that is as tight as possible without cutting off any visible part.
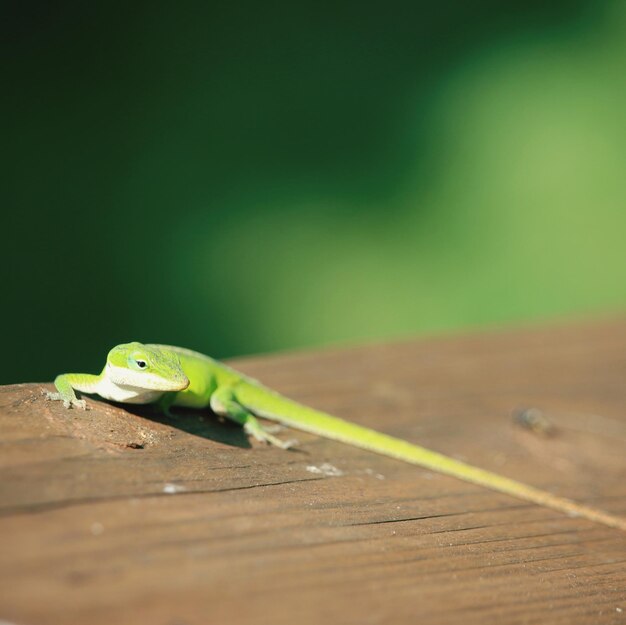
[47,342,626,531]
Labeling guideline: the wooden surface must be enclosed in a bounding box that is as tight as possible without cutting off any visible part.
[1,320,626,625]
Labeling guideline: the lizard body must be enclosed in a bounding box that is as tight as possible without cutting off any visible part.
[48,342,626,531]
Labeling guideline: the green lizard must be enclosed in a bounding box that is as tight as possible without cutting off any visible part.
[47,342,626,531]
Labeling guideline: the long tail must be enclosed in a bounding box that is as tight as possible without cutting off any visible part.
[236,382,626,531]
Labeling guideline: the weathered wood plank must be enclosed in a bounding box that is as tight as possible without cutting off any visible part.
[1,319,625,624]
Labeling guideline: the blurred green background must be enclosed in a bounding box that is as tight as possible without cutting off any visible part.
[3,0,626,384]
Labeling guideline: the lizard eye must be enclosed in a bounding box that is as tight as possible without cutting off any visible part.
[128,352,151,371]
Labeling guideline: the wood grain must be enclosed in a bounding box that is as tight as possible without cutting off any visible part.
[1,319,625,625]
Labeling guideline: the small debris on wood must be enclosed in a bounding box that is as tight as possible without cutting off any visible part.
[512,407,555,437]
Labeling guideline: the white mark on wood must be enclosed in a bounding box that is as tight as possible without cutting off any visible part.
[364,468,386,480]
[163,483,186,494]
[306,463,344,477]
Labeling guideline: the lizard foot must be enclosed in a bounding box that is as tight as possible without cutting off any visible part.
[243,421,297,450]
[46,391,87,410]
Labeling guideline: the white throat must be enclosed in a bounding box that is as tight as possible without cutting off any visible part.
[97,374,165,404]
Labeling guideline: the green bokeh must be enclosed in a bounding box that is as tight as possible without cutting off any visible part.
[3,0,625,383]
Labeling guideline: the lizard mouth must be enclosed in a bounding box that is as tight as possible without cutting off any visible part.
[171,377,190,391]
[153,374,190,392]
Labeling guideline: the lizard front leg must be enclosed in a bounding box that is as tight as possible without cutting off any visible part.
[46,373,101,409]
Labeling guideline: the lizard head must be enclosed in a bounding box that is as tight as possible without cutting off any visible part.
[105,342,190,391]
